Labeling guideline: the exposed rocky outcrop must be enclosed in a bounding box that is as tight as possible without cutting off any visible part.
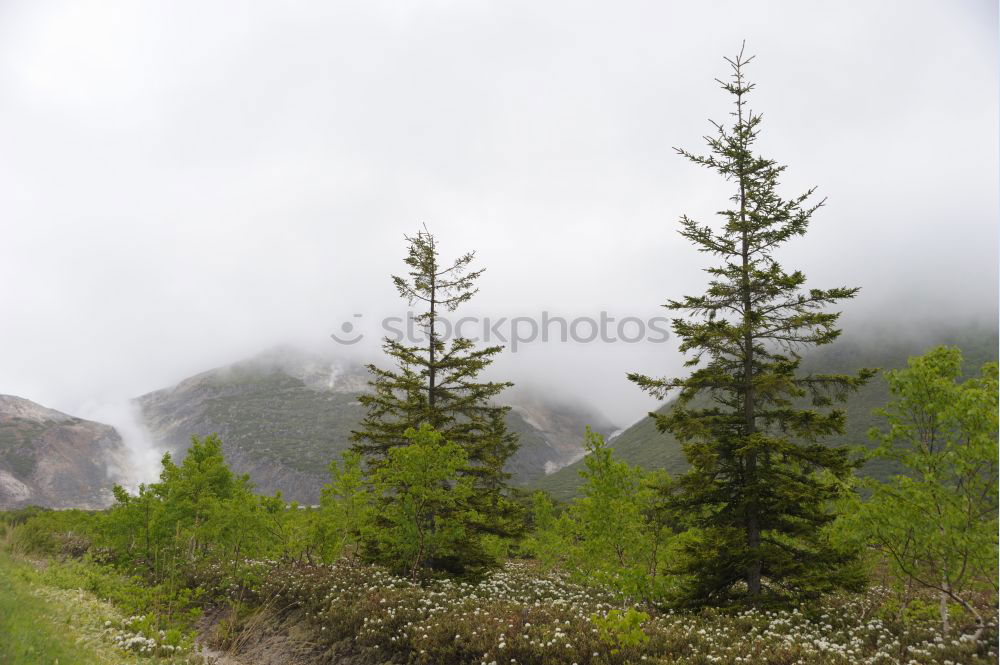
[0,395,130,510]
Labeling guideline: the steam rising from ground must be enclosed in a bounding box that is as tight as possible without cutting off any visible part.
[76,399,163,490]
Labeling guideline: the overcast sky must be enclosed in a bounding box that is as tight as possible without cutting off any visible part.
[0,0,996,432]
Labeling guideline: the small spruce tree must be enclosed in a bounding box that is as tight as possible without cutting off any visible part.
[351,226,521,571]
[628,46,874,605]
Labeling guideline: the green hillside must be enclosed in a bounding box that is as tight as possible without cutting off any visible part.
[533,322,999,500]
[136,349,613,503]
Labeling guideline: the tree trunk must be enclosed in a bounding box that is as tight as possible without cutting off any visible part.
[737,99,761,597]
[412,522,425,580]
[428,258,437,414]
[939,578,950,635]
[745,451,761,596]
[949,588,985,641]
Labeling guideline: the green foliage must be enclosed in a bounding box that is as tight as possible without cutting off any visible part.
[32,557,203,630]
[626,47,872,605]
[313,450,371,562]
[251,450,373,566]
[5,439,998,665]
[526,429,676,602]
[522,491,565,568]
[568,429,675,600]
[351,227,522,563]
[0,551,106,665]
[99,433,267,589]
[0,551,202,663]
[362,424,484,577]
[854,346,998,636]
[592,608,651,655]
[7,508,99,557]
[0,505,51,527]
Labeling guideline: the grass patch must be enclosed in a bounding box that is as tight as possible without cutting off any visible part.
[0,551,106,664]
[0,552,200,664]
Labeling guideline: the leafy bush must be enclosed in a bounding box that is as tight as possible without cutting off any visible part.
[592,608,650,655]
[525,428,677,602]
[7,508,98,557]
[0,505,51,527]
[853,347,998,637]
[362,424,483,578]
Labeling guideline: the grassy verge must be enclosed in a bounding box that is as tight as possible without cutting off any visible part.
[0,552,201,665]
[0,551,108,665]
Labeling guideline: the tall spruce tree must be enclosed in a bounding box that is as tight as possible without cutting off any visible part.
[628,47,875,605]
[351,227,521,570]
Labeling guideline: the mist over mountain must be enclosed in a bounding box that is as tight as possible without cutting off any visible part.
[135,347,616,503]
[534,319,1000,499]
[0,316,993,510]
[0,1,994,439]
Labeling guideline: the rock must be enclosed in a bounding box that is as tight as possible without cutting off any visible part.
[0,395,130,509]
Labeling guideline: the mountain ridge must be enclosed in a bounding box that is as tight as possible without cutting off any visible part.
[135,347,617,503]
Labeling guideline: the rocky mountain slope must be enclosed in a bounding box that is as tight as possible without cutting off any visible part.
[0,396,130,510]
[534,322,1000,500]
[136,348,615,503]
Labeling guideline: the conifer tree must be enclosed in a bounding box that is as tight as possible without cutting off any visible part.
[628,47,874,605]
[364,424,477,578]
[351,227,521,568]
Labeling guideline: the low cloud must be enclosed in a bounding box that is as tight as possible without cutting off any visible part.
[0,0,994,427]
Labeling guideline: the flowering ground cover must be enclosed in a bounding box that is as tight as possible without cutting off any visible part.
[3,547,997,665]
[206,559,997,665]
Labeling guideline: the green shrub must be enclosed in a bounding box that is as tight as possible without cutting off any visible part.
[592,608,650,655]
[7,509,98,556]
